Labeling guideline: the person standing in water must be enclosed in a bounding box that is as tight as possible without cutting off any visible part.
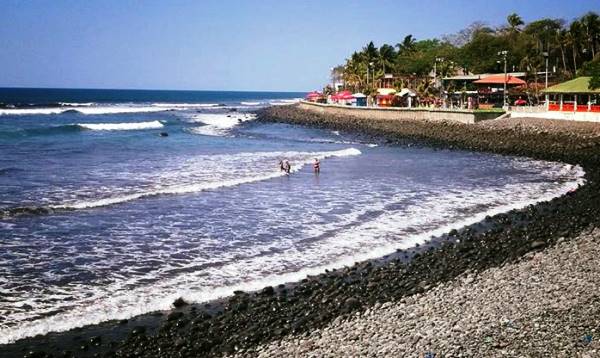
[284,160,291,174]
[313,158,320,174]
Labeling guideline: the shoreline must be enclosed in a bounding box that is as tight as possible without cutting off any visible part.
[6,104,600,357]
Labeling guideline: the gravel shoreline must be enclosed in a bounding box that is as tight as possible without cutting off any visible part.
[240,227,600,357]
[7,105,600,357]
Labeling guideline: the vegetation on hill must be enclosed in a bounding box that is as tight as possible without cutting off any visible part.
[333,12,600,95]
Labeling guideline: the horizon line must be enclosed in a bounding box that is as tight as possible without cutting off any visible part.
[0,85,309,93]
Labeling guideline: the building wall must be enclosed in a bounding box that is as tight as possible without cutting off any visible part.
[510,110,600,122]
[297,101,500,124]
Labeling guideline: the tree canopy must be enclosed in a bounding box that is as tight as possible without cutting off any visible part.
[335,11,599,95]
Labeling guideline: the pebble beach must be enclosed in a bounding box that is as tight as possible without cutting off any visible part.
[10,104,600,357]
[239,226,600,357]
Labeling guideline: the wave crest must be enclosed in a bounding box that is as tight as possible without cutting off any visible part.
[188,113,256,136]
[77,120,164,131]
[0,148,362,218]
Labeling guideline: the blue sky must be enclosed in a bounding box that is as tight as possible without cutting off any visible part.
[0,0,598,92]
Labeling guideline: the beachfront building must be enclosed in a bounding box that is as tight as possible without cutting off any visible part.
[443,72,547,108]
[376,74,399,89]
[330,90,355,105]
[544,77,600,113]
[473,74,527,108]
[305,91,325,103]
[376,88,396,107]
[353,93,367,106]
[509,77,600,122]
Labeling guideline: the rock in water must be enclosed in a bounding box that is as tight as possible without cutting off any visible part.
[262,286,275,295]
[172,297,187,308]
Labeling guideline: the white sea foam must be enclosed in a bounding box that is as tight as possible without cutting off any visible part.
[151,103,222,108]
[269,98,301,106]
[74,106,171,115]
[240,101,261,106]
[77,120,164,131]
[0,108,66,115]
[0,162,585,345]
[48,148,361,210]
[0,105,176,116]
[188,113,256,136]
[59,102,95,107]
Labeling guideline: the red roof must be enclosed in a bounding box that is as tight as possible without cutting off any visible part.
[332,91,354,100]
[305,91,323,98]
[474,75,526,85]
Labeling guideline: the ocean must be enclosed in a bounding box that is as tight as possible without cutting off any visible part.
[0,88,585,344]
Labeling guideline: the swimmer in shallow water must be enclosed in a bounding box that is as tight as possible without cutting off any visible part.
[313,158,320,174]
[284,160,291,174]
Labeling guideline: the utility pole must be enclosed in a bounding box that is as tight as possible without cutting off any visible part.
[498,50,508,107]
[368,62,374,106]
[369,62,374,90]
[435,57,444,107]
[330,67,335,92]
[543,51,549,89]
[543,51,549,109]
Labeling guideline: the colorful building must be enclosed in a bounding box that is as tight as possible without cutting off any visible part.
[543,77,600,113]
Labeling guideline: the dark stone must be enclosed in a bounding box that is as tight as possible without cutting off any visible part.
[167,311,184,321]
[261,286,275,295]
[530,241,546,249]
[90,335,102,346]
[172,297,188,308]
[130,326,146,336]
[344,297,361,310]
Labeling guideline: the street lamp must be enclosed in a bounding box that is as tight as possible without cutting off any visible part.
[367,62,375,87]
[365,62,374,106]
[434,57,445,107]
[542,51,549,89]
[498,50,508,107]
[330,67,335,92]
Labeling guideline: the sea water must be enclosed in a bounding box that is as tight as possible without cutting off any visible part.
[0,88,585,344]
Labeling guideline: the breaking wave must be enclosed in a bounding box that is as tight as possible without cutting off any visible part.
[0,148,362,218]
[77,120,164,131]
[0,105,174,116]
[187,113,256,136]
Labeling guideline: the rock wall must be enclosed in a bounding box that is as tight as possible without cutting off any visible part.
[298,101,501,124]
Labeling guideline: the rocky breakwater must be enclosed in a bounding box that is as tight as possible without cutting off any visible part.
[257,105,600,164]
[15,105,600,357]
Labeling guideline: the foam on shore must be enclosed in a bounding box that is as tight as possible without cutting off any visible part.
[0,160,584,345]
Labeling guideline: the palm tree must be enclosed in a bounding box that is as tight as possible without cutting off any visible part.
[568,20,583,73]
[362,41,379,63]
[580,12,599,58]
[342,51,368,92]
[555,28,573,75]
[378,44,396,74]
[507,13,524,33]
[396,35,416,54]
[520,52,543,99]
